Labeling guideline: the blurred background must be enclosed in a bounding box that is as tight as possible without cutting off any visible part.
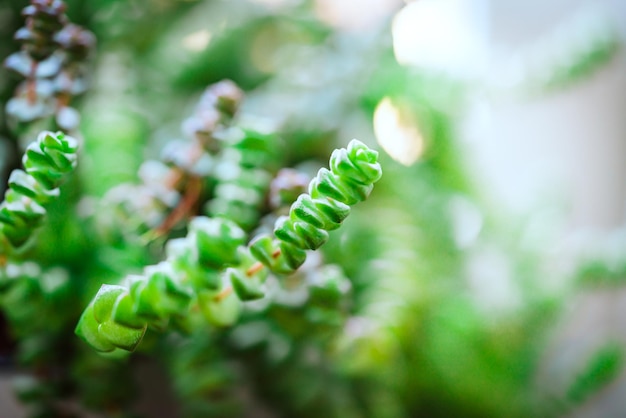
[1,0,626,416]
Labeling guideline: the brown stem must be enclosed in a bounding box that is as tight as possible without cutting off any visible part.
[56,92,70,109]
[246,262,264,277]
[0,235,9,266]
[164,168,184,189]
[213,286,233,302]
[189,141,205,162]
[27,62,38,105]
[154,175,203,237]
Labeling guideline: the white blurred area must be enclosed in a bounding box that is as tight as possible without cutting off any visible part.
[367,0,626,251]
[476,0,626,232]
[392,0,489,79]
[388,0,626,229]
[313,0,402,31]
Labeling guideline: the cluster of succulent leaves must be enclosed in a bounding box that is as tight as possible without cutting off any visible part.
[0,1,624,418]
[76,128,382,354]
[3,0,94,135]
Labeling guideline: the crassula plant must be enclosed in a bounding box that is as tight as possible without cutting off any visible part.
[75,133,382,354]
[0,1,382,416]
[3,1,622,418]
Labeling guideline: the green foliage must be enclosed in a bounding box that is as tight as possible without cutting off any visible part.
[567,343,623,405]
[0,1,623,417]
[533,22,621,93]
[206,129,280,230]
[76,139,382,353]
[0,131,77,249]
[4,0,94,132]
[251,139,382,274]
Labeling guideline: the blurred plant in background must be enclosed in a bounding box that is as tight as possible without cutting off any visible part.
[0,0,625,417]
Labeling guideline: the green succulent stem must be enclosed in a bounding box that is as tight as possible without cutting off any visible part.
[0,131,78,250]
[206,128,280,231]
[76,139,382,354]
[250,139,383,274]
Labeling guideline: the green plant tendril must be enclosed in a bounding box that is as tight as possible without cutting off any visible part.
[206,128,279,231]
[250,139,382,274]
[75,139,381,353]
[0,131,78,249]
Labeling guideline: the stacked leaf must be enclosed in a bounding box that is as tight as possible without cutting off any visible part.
[75,139,382,353]
[0,130,77,249]
[3,0,94,132]
[98,81,244,242]
[206,128,281,231]
[249,140,383,274]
